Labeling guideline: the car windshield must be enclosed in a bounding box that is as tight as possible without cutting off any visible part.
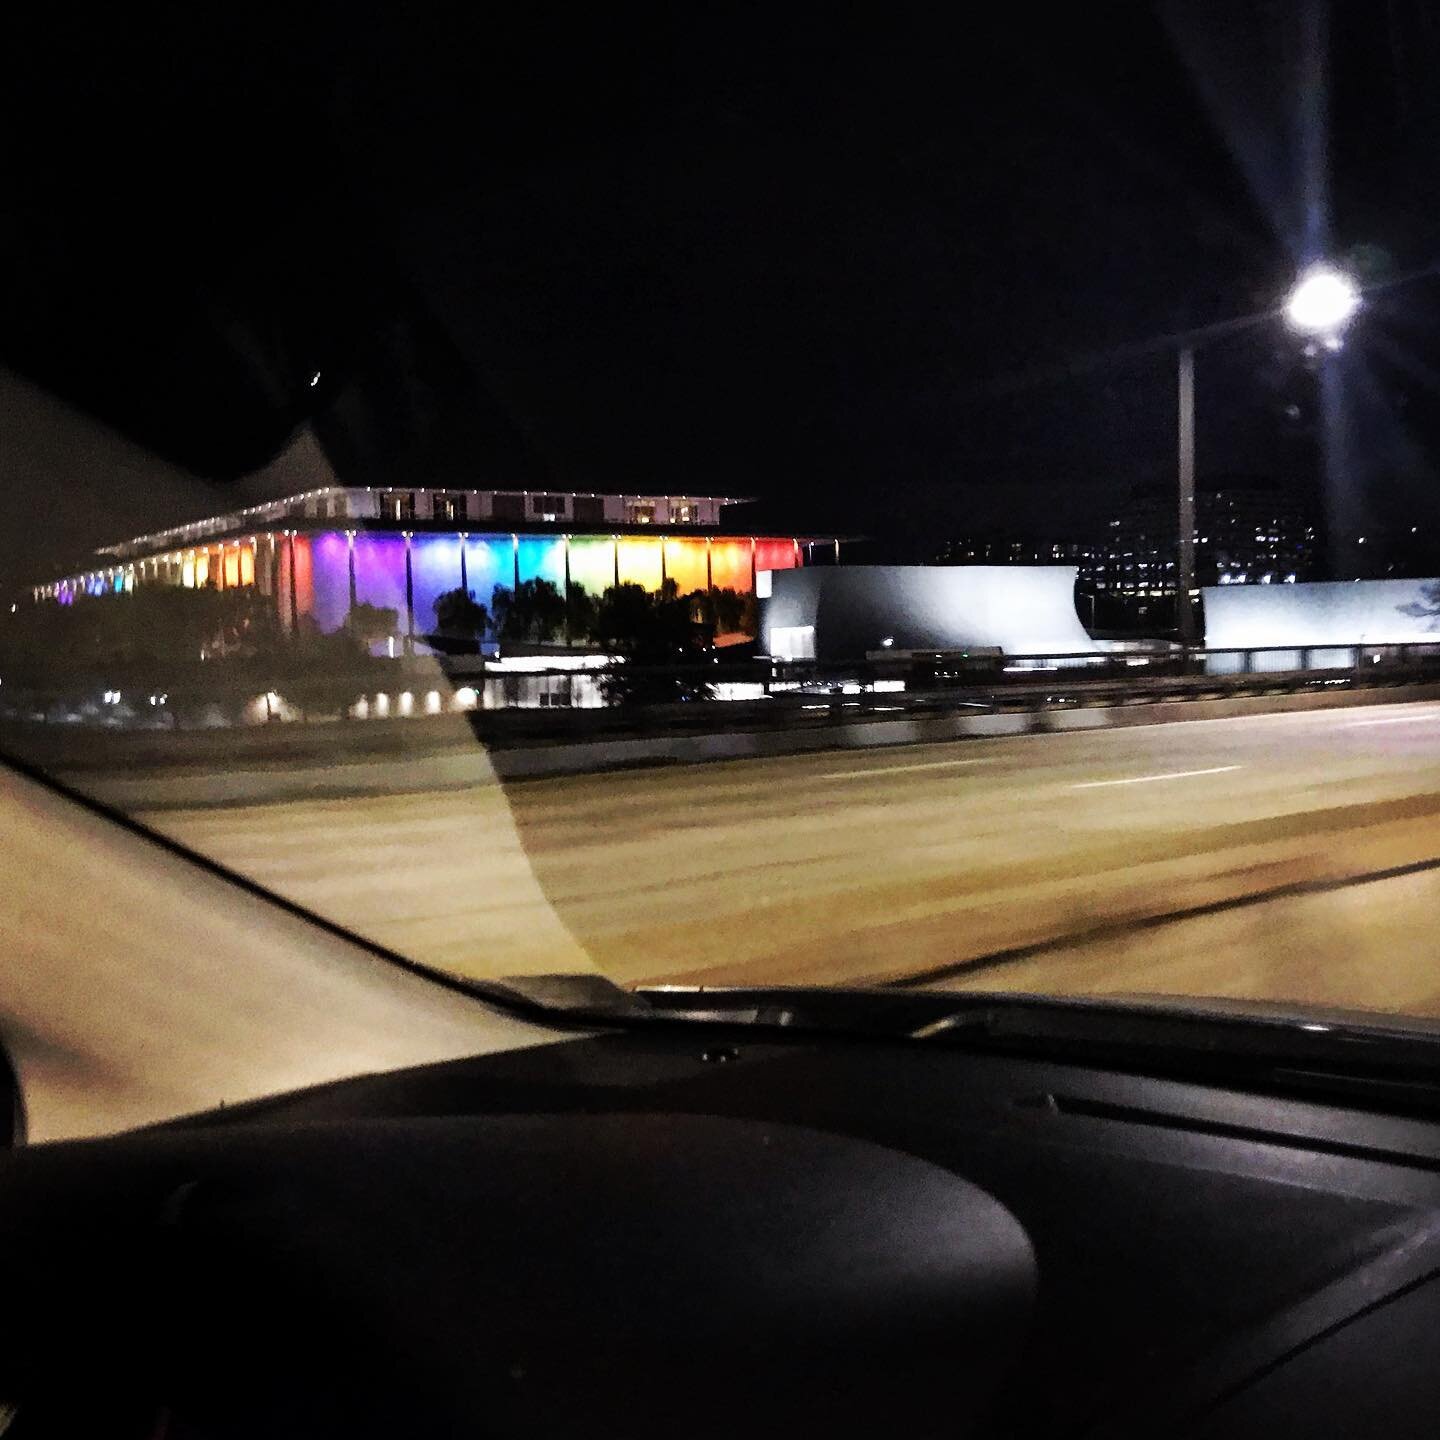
[5,7,1440,1030]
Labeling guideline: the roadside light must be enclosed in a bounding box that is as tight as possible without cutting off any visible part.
[1284,264,1360,337]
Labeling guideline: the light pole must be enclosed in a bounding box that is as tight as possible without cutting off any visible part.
[1174,263,1359,649]
[1176,344,1197,646]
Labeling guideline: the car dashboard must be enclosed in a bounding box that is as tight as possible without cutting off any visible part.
[3,1019,1440,1437]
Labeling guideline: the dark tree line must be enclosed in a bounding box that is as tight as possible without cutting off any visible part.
[429,577,753,654]
[5,572,758,718]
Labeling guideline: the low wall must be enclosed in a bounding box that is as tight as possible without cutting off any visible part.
[763,565,1092,661]
[46,681,1440,806]
[1204,577,1440,650]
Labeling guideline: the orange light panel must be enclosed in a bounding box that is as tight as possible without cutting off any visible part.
[617,537,664,590]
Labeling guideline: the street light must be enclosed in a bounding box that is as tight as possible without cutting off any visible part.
[1284,263,1361,337]
[1173,264,1360,648]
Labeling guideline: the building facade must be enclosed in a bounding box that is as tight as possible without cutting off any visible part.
[762,565,1092,662]
[1090,476,1318,600]
[937,479,1319,628]
[35,485,835,646]
[1204,576,1440,671]
[936,537,1100,568]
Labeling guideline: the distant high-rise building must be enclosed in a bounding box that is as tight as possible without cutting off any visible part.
[1092,475,1318,601]
[936,536,1098,567]
[936,476,1321,631]
[937,478,1318,593]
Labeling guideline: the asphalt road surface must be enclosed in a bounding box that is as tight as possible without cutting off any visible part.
[124,701,1440,1018]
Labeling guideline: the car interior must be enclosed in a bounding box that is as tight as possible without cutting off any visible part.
[4,783,1440,1437]
[5,10,1440,1438]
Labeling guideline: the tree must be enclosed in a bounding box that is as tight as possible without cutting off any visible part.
[2,584,280,671]
[710,587,748,635]
[1397,582,1440,629]
[346,602,399,649]
[189,586,281,658]
[565,581,597,644]
[592,582,660,652]
[593,580,712,704]
[432,587,489,648]
[491,578,566,644]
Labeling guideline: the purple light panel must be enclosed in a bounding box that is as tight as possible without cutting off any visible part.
[351,535,408,619]
[310,531,352,632]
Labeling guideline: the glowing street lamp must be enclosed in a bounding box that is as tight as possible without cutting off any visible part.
[1284,263,1361,338]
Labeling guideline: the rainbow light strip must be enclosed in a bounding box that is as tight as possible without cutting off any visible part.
[41,531,806,635]
[319,532,799,632]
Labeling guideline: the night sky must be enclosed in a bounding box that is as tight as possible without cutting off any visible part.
[4,3,1440,589]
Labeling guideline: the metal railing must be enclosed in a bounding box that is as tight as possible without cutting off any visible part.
[6,641,1440,738]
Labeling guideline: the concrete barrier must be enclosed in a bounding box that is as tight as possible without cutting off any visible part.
[489,683,1440,779]
[49,680,1440,806]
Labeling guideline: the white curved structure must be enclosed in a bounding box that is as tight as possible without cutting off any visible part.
[762,566,1091,661]
[1204,579,1440,650]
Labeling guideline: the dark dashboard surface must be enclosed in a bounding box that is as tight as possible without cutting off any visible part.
[6,1024,1440,1437]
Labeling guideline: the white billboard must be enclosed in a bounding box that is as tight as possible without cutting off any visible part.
[762,566,1091,660]
[1204,578,1440,649]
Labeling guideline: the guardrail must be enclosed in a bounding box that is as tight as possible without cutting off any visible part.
[6,641,1440,740]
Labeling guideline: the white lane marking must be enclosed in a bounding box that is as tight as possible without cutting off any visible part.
[1071,765,1242,790]
[811,758,991,782]
[1342,712,1440,727]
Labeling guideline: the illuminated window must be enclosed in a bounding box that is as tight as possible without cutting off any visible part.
[626,501,656,524]
[432,493,466,523]
[770,625,816,661]
[381,492,416,522]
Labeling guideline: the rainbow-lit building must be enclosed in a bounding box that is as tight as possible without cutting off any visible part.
[34,485,839,645]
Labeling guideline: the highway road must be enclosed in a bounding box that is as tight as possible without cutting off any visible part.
[118,699,1440,1018]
